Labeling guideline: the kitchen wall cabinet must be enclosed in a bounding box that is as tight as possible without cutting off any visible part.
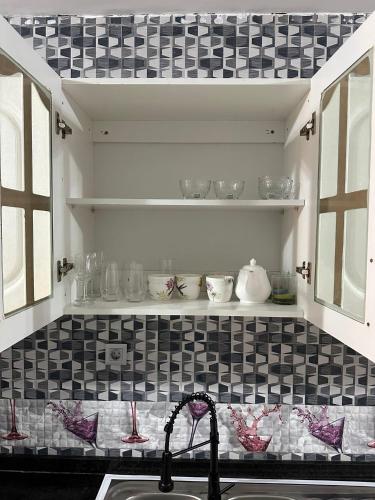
[0,13,375,360]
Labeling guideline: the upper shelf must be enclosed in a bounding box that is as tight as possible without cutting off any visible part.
[64,299,304,318]
[66,198,305,210]
[62,78,311,121]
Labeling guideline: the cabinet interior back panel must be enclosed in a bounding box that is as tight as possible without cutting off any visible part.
[92,141,284,272]
[94,209,282,273]
[93,142,284,198]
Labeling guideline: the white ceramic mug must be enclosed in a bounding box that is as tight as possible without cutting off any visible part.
[175,274,202,300]
[148,274,175,301]
[206,275,234,303]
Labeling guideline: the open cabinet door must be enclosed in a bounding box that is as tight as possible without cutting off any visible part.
[0,16,94,352]
[284,12,375,361]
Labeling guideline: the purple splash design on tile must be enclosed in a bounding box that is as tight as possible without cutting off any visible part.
[47,401,98,447]
[293,405,345,453]
[228,404,282,452]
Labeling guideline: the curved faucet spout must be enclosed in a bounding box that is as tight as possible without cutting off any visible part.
[159,392,221,500]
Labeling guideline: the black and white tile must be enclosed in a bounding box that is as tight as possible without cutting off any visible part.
[6,13,369,78]
[0,315,372,406]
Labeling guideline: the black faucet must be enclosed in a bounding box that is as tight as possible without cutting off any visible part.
[159,392,224,500]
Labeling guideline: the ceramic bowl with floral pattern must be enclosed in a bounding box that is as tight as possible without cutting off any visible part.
[206,275,234,303]
[175,274,202,300]
[148,274,175,301]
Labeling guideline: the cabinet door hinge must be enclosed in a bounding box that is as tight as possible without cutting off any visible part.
[296,261,312,284]
[300,112,316,141]
[56,112,72,139]
[57,258,74,282]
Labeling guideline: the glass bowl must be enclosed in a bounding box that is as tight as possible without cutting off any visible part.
[258,176,293,200]
[213,180,245,199]
[179,179,211,199]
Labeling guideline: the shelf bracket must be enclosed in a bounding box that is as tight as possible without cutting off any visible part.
[296,261,312,284]
[299,112,316,141]
[56,112,72,139]
[57,258,74,282]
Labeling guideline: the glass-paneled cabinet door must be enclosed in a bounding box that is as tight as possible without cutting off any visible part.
[298,15,375,361]
[0,50,52,316]
[0,16,76,353]
[315,53,372,323]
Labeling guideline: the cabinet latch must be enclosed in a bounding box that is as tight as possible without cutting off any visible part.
[300,112,316,141]
[56,112,72,139]
[296,261,312,284]
[57,258,74,282]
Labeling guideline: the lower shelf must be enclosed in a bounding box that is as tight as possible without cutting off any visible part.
[64,299,303,318]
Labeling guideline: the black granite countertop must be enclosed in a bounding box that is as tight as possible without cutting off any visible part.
[1,456,375,500]
[0,470,102,500]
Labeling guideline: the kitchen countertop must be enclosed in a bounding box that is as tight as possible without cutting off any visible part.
[1,456,375,500]
[0,470,103,500]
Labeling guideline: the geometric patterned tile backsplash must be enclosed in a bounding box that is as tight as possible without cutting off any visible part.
[0,315,373,406]
[6,13,368,78]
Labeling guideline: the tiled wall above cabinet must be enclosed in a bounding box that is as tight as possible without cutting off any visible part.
[6,13,368,78]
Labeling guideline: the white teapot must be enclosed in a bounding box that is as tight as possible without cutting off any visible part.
[235,258,271,304]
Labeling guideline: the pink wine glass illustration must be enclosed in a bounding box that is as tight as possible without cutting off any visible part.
[1,399,28,441]
[122,402,149,444]
[187,401,209,448]
[293,406,345,453]
[228,404,282,453]
[47,401,98,447]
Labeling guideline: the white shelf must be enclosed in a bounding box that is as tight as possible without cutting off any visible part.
[62,78,310,121]
[66,198,305,210]
[64,299,304,318]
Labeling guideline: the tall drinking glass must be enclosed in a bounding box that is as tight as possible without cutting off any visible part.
[101,262,121,301]
[125,263,146,302]
[87,251,103,300]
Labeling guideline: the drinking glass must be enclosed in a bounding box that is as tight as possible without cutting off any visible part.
[101,262,121,301]
[73,253,90,305]
[160,258,174,274]
[125,263,146,302]
[86,251,103,300]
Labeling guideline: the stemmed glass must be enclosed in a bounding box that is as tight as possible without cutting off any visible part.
[73,253,90,305]
[1,399,28,441]
[187,401,209,448]
[121,402,149,444]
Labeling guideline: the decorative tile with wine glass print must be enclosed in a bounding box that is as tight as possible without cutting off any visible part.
[1,400,375,459]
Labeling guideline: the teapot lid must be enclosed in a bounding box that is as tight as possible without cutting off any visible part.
[242,258,265,271]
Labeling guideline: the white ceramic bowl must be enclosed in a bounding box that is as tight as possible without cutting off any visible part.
[206,275,234,303]
[175,274,202,300]
[148,274,175,301]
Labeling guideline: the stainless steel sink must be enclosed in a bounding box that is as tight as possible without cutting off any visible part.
[228,496,295,500]
[103,480,209,500]
[98,476,375,500]
[127,495,201,500]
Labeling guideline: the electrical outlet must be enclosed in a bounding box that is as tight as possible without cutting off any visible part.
[105,344,127,366]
